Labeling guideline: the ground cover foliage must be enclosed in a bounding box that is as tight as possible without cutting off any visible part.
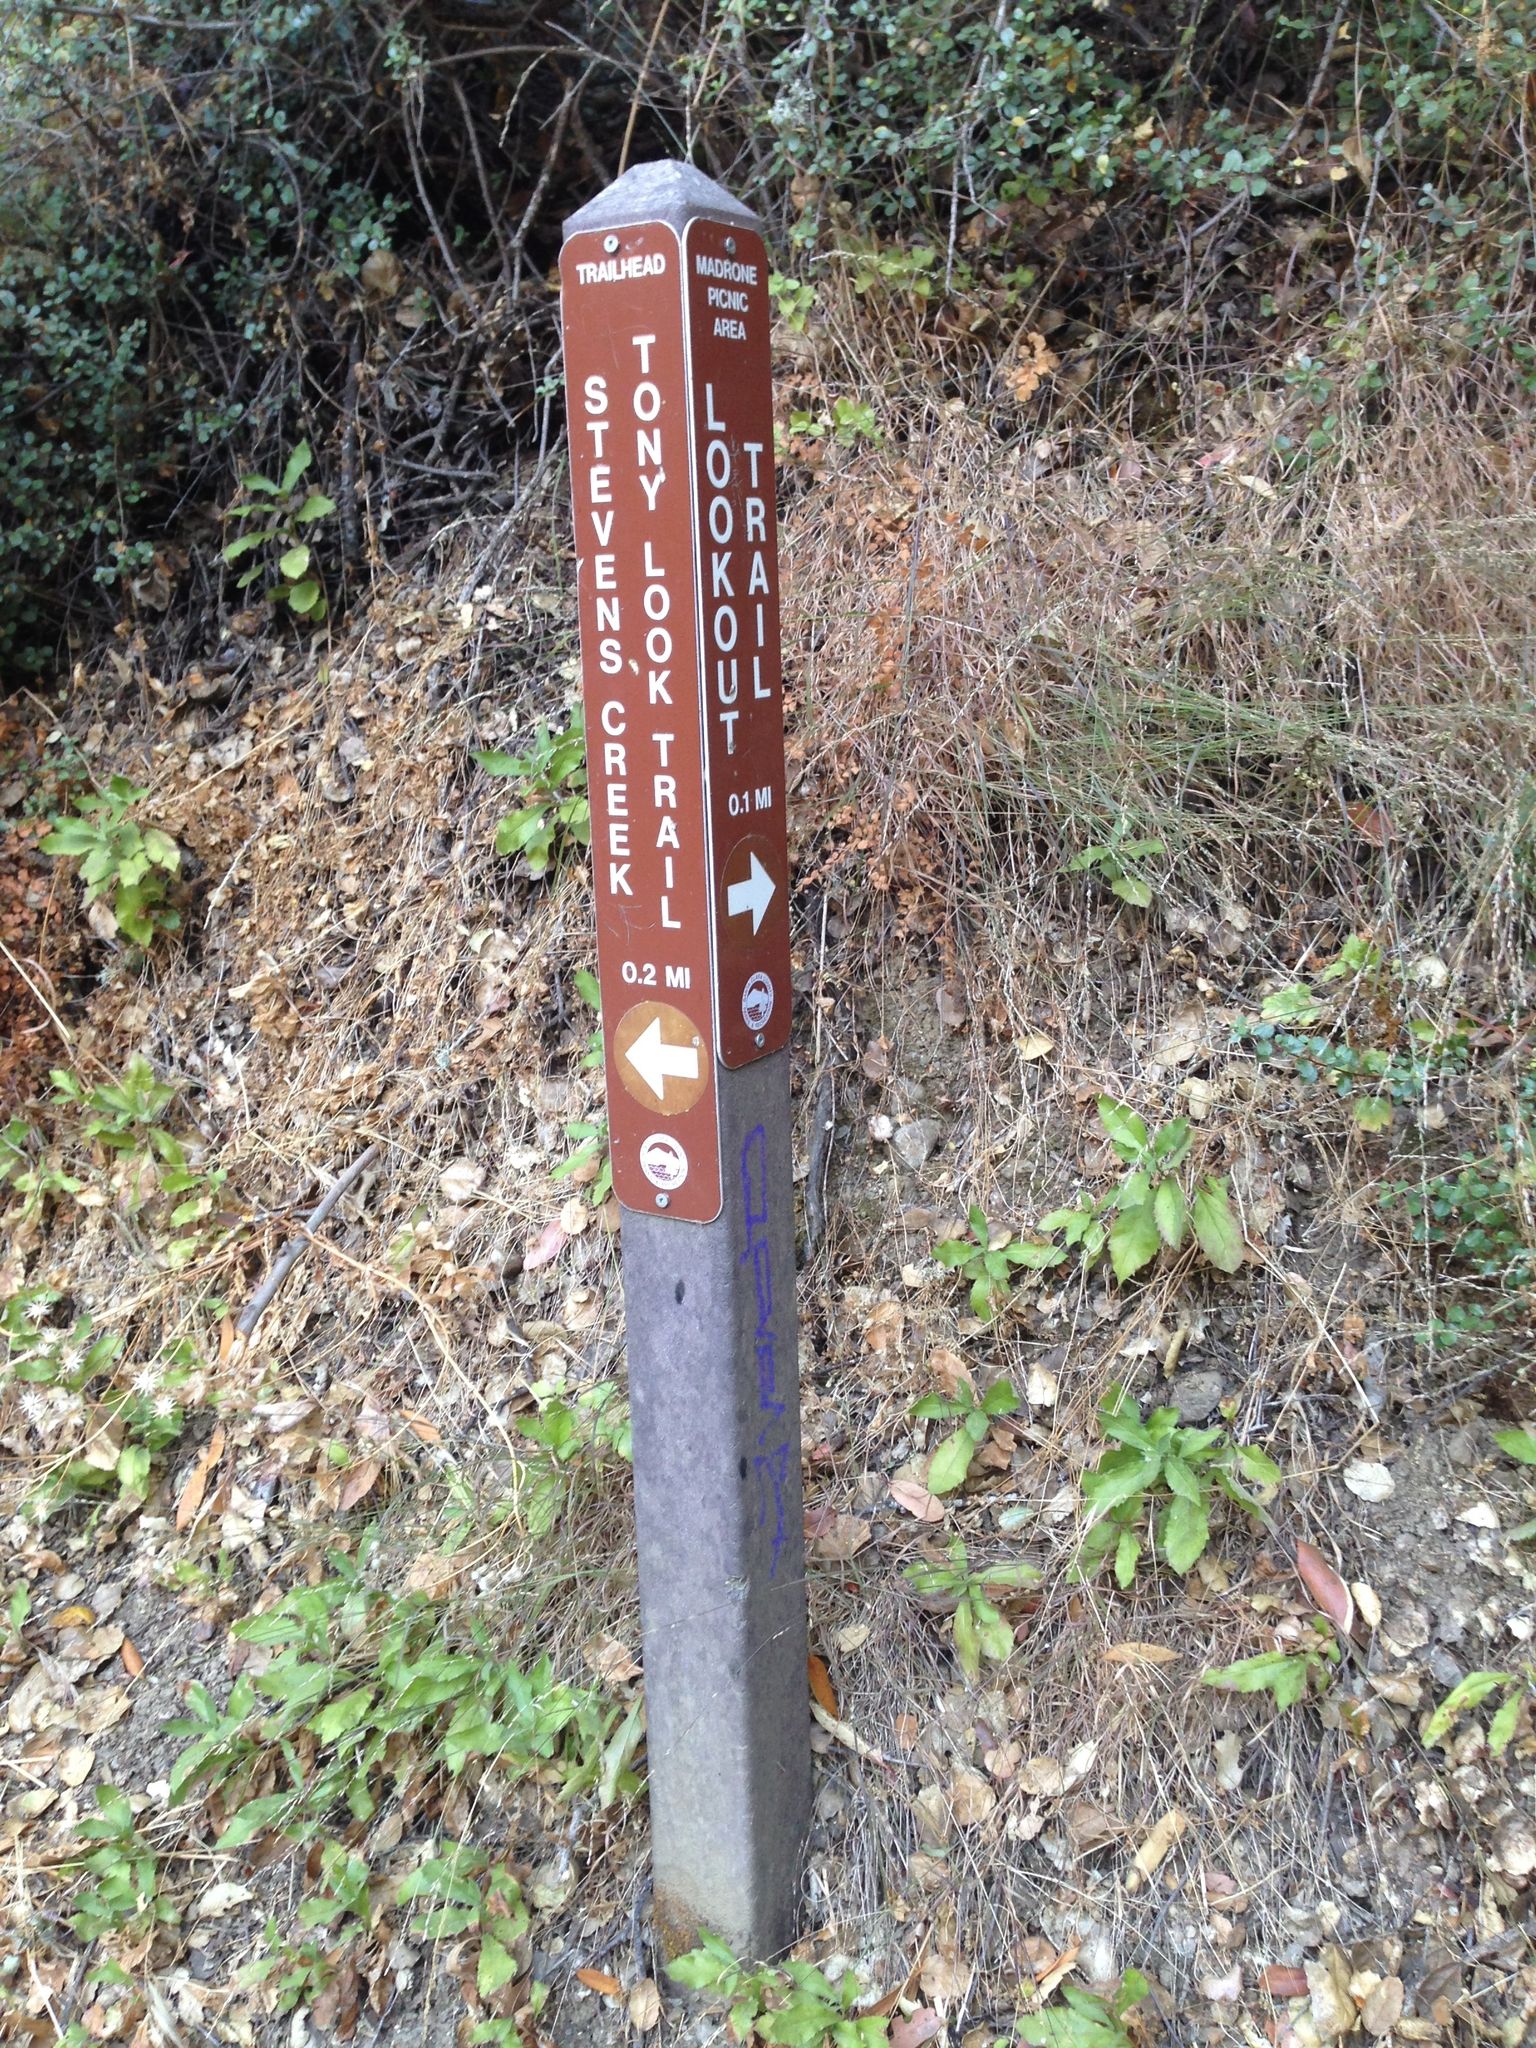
[3,2,1536,2046]
[4,0,1536,672]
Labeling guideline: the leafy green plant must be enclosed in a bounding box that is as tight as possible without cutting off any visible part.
[1203,1621,1340,1709]
[933,1204,1061,1318]
[477,708,591,875]
[1495,1427,1536,1542]
[1037,1099,1243,1285]
[68,1786,176,1942]
[1066,831,1165,909]
[1238,951,1474,1132]
[168,1542,643,1854]
[240,1926,345,2017]
[221,440,335,620]
[910,1373,1019,1493]
[768,271,817,330]
[1077,1384,1281,1586]
[1379,1060,1534,1344]
[1422,1666,1533,1756]
[398,1841,529,2001]
[787,397,882,447]
[904,1535,1039,1683]
[551,1117,612,1208]
[0,1120,81,1219]
[508,1376,632,1537]
[668,1933,887,2047]
[51,1058,228,1250]
[40,776,180,946]
[1017,1969,1149,2048]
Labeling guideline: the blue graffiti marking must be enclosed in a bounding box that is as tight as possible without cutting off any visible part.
[740,1123,789,1576]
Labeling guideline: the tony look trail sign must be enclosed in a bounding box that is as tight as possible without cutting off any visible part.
[560,162,809,1962]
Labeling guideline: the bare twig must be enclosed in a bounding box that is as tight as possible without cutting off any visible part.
[236,1142,382,1339]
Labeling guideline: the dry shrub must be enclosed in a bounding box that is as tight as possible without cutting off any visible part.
[781,349,1536,1007]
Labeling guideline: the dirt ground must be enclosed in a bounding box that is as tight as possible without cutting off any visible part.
[3,398,1535,2047]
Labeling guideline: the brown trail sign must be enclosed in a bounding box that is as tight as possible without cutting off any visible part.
[560,163,809,1963]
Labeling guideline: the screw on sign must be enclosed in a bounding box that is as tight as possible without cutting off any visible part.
[560,162,809,1970]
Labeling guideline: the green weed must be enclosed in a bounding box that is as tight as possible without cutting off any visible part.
[910,1373,1019,1493]
[1065,831,1165,910]
[51,1058,228,1255]
[1422,1667,1533,1756]
[1016,1969,1149,2048]
[668,1933,887,2047]
[167,1542,643,1851]
[68,1786,177,1942]
[904,1535,1039,1684]
[1379,1060,1534,1345]
[477,708,591,875]
[1037,1099,1243,1284]
[221,439,335,620]
[1203,1622,1340,1710]
[1077,1385,1280,1587]
[40,776,180,946]
[933,1205,1060,1319]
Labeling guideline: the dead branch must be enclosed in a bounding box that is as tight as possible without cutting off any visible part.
[236,1142,382,1339]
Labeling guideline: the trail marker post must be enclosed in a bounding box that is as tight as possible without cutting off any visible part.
[560,163,809,1961]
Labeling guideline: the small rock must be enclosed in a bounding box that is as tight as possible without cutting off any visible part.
[1427,1645,1467,1691]
[1434,1594,1473,1646]
[1167,1371,1225,1423]
[891,1118,943,1171]
[1491,1814,1536,1878]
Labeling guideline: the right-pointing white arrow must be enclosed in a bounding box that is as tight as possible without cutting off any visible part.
[727,851,776,934]
[625,1015,700,1102]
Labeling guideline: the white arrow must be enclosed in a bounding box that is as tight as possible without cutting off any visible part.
[625,1015,700,1102]
[727,851,776,934]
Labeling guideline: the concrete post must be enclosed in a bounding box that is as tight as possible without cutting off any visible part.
[559,162,810,1962]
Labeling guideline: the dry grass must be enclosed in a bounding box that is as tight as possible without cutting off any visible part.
[3,294,1534,2043]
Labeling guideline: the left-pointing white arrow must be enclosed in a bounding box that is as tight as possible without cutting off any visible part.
[625,1015,700,1102]
[726,851,776,934]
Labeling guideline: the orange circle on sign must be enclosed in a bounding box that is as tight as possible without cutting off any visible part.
[612,1001,710,1116]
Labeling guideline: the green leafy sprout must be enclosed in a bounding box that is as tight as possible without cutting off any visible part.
[911,1373,1019,1494]
[1077,1384,1281,1587]
[1037,1099,1244,1285]
[477,706,591,875]
[221,439,335,619]
[40,774,181,946]
[1017,1969,1149,2048]
[668,1932,888,2047]
[934,1204,1061,1319]
[1421,1666,1532,1756]
[904,1534,1039,1684]
[1066,830,1166,909]
[1203,1620,1340,1710]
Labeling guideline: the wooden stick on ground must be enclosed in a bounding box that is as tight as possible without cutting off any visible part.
[236,1142,382,1339]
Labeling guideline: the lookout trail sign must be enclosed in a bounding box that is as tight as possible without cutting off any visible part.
[560,162,809,1961]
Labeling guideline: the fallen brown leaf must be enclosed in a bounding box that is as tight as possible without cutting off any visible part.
[1104,1641,1179,1667]
[523,1217,569,1272]
[176,1425,226,1533]
[890,2013,943,2048]
[1294,1541,1354,1634]
[120,1638,144,1680]
[1259,1965,1309,1999]
[628,1979,661,2032]
[1125,1806,1189,1893]
[808,1653,839,1719]
[338,1457,382,1512]
[576,1969,621,1999]
[889,1477,945,1522]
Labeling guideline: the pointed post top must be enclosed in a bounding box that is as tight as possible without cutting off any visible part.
[562,159,760,242]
